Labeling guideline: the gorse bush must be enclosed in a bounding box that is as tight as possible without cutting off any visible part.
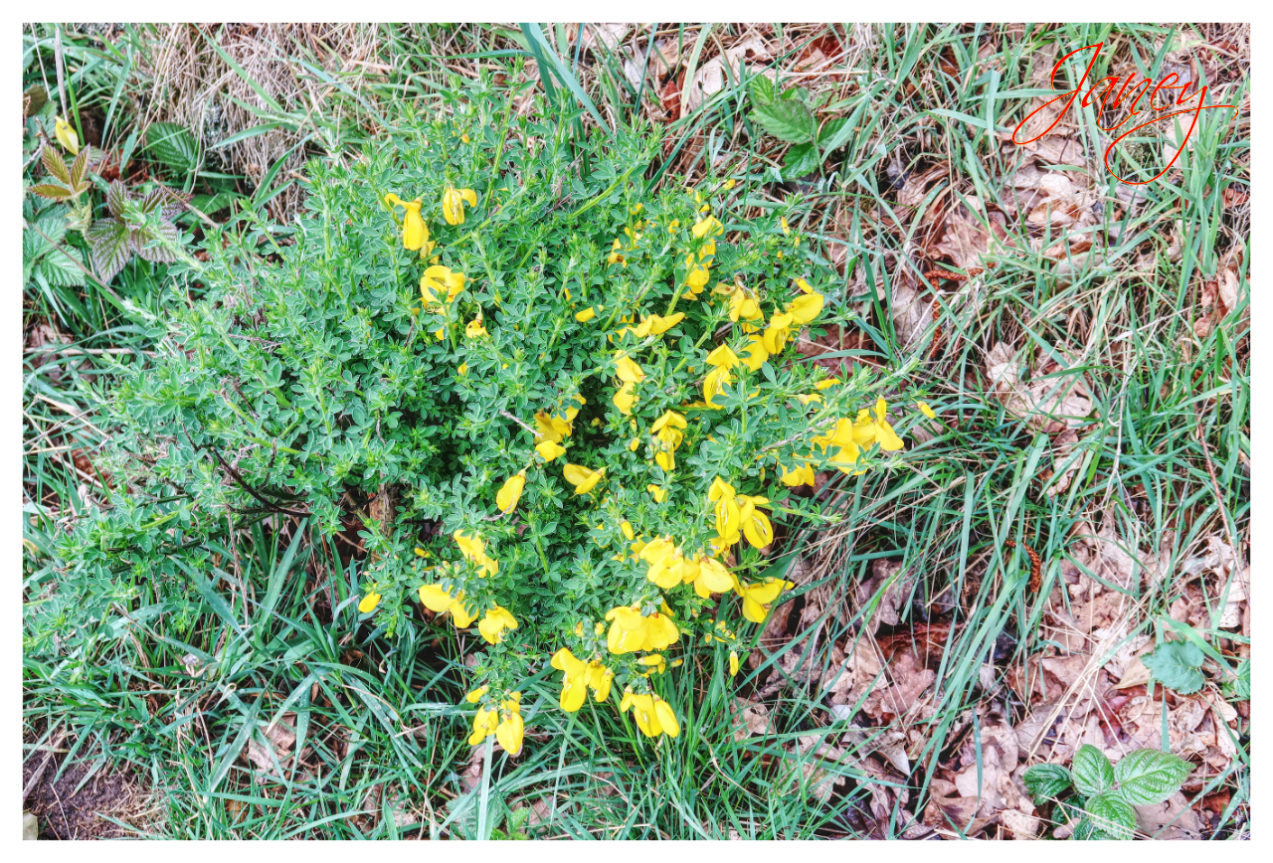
[58,89,914,756]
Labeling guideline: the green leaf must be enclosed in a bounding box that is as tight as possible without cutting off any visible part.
[131,219,182,264]
[1072,744,1114,797]
[106,181,130,219]
[41,145,70,184]
[1085,792,1136,839]
[749,73,775,105]
[1143,640,1205,694]
[69,145,92,191]
[39,245,88,287]
[29,183,74,201]
[86,215,133,283]
[146,121,200,176]
[751,99,816,144]
[1114,749,1193,806]
[1023,763,1072,802]
[1224,657,1250,701]
[782,143,821,179]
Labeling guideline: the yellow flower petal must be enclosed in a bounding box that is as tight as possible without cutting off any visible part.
[496,472,526,514]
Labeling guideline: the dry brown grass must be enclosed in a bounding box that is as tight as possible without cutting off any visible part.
[139,24,383,216]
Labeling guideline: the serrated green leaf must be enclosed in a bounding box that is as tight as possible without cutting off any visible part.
[106,181,130,219]
[1023,763,1072,802]
[751,99,815,144]
[86,215,133,283]
[1072,744,1114,797]
[749,73,775,105]
[41,146,70,183]
[1085,792,1136,839]
[70,145,91,190]
[1143,640,1205,694]
[30,183,74,201]
[1113,749,1193,806]
[782,142,822,179]
[131,219,182,264]
[146,121,200,176]
[1224,657,1250,700]
[39,246,89,287]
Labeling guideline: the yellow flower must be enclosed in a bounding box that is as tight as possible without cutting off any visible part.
[692,556,736,598]
[651,411,686,449]
[465,315,488,338]
[453,530,498,576]
[780,461,816,488]
[418,583,455,613]
[613,352,646,383]
[478,605,519,644]
[786,285,824,325]
[358,591,381,614]
[654,450,675,471]
[535,439,566,462]
[729,651,740,677]
[727,290,763,325]
[495,697,524,755]
[633,312,685,337]
[552,648,590,712]
[465,685,489,704]
[709,477,741,541]
[854,399,904,452]
[640,537,683,590]
[916,400,937,419]
[613,380,638,416]
[692,215,724,240]
[762,310,795,354]
[702,365,733,408]
[563,463,605,495]
[704,343,741,372]
[736,494,773,548]
[535,409,576,444]
[468,705,498,746]
[420,264,465,304]
[620,691,680,738]
[724,178,737,190]
[458,363,469,376]
[449,596,478,629]
[575,307,597,322]
[604,605,679,654]
[647,484,667,504]
[737,578,795,623]
[54,116,79,154]
[742,336,769,371]
[684,257,711,296]
[442,186,478,225]
[385,193,432,253]
[780,216,791,235]
[496,472,526,514]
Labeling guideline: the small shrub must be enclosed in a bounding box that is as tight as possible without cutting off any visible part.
[55,87,914,755]
[1024,745,1194,839]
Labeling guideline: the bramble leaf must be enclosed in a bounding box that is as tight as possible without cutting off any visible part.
[1114,749,1193,806]
[41,145,70,183]
[1023,763,1072,802]
[86,216,133,283]
[29,183,74,202]
[1072,744,1114,797]
[1143,640,1205,694]
[752,98,815,144]
[1084,792,1136,839]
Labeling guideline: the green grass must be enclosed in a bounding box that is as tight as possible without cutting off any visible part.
[24,22,1249,839]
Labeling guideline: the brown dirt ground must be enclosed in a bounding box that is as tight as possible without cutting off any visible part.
[22,734,153,840]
